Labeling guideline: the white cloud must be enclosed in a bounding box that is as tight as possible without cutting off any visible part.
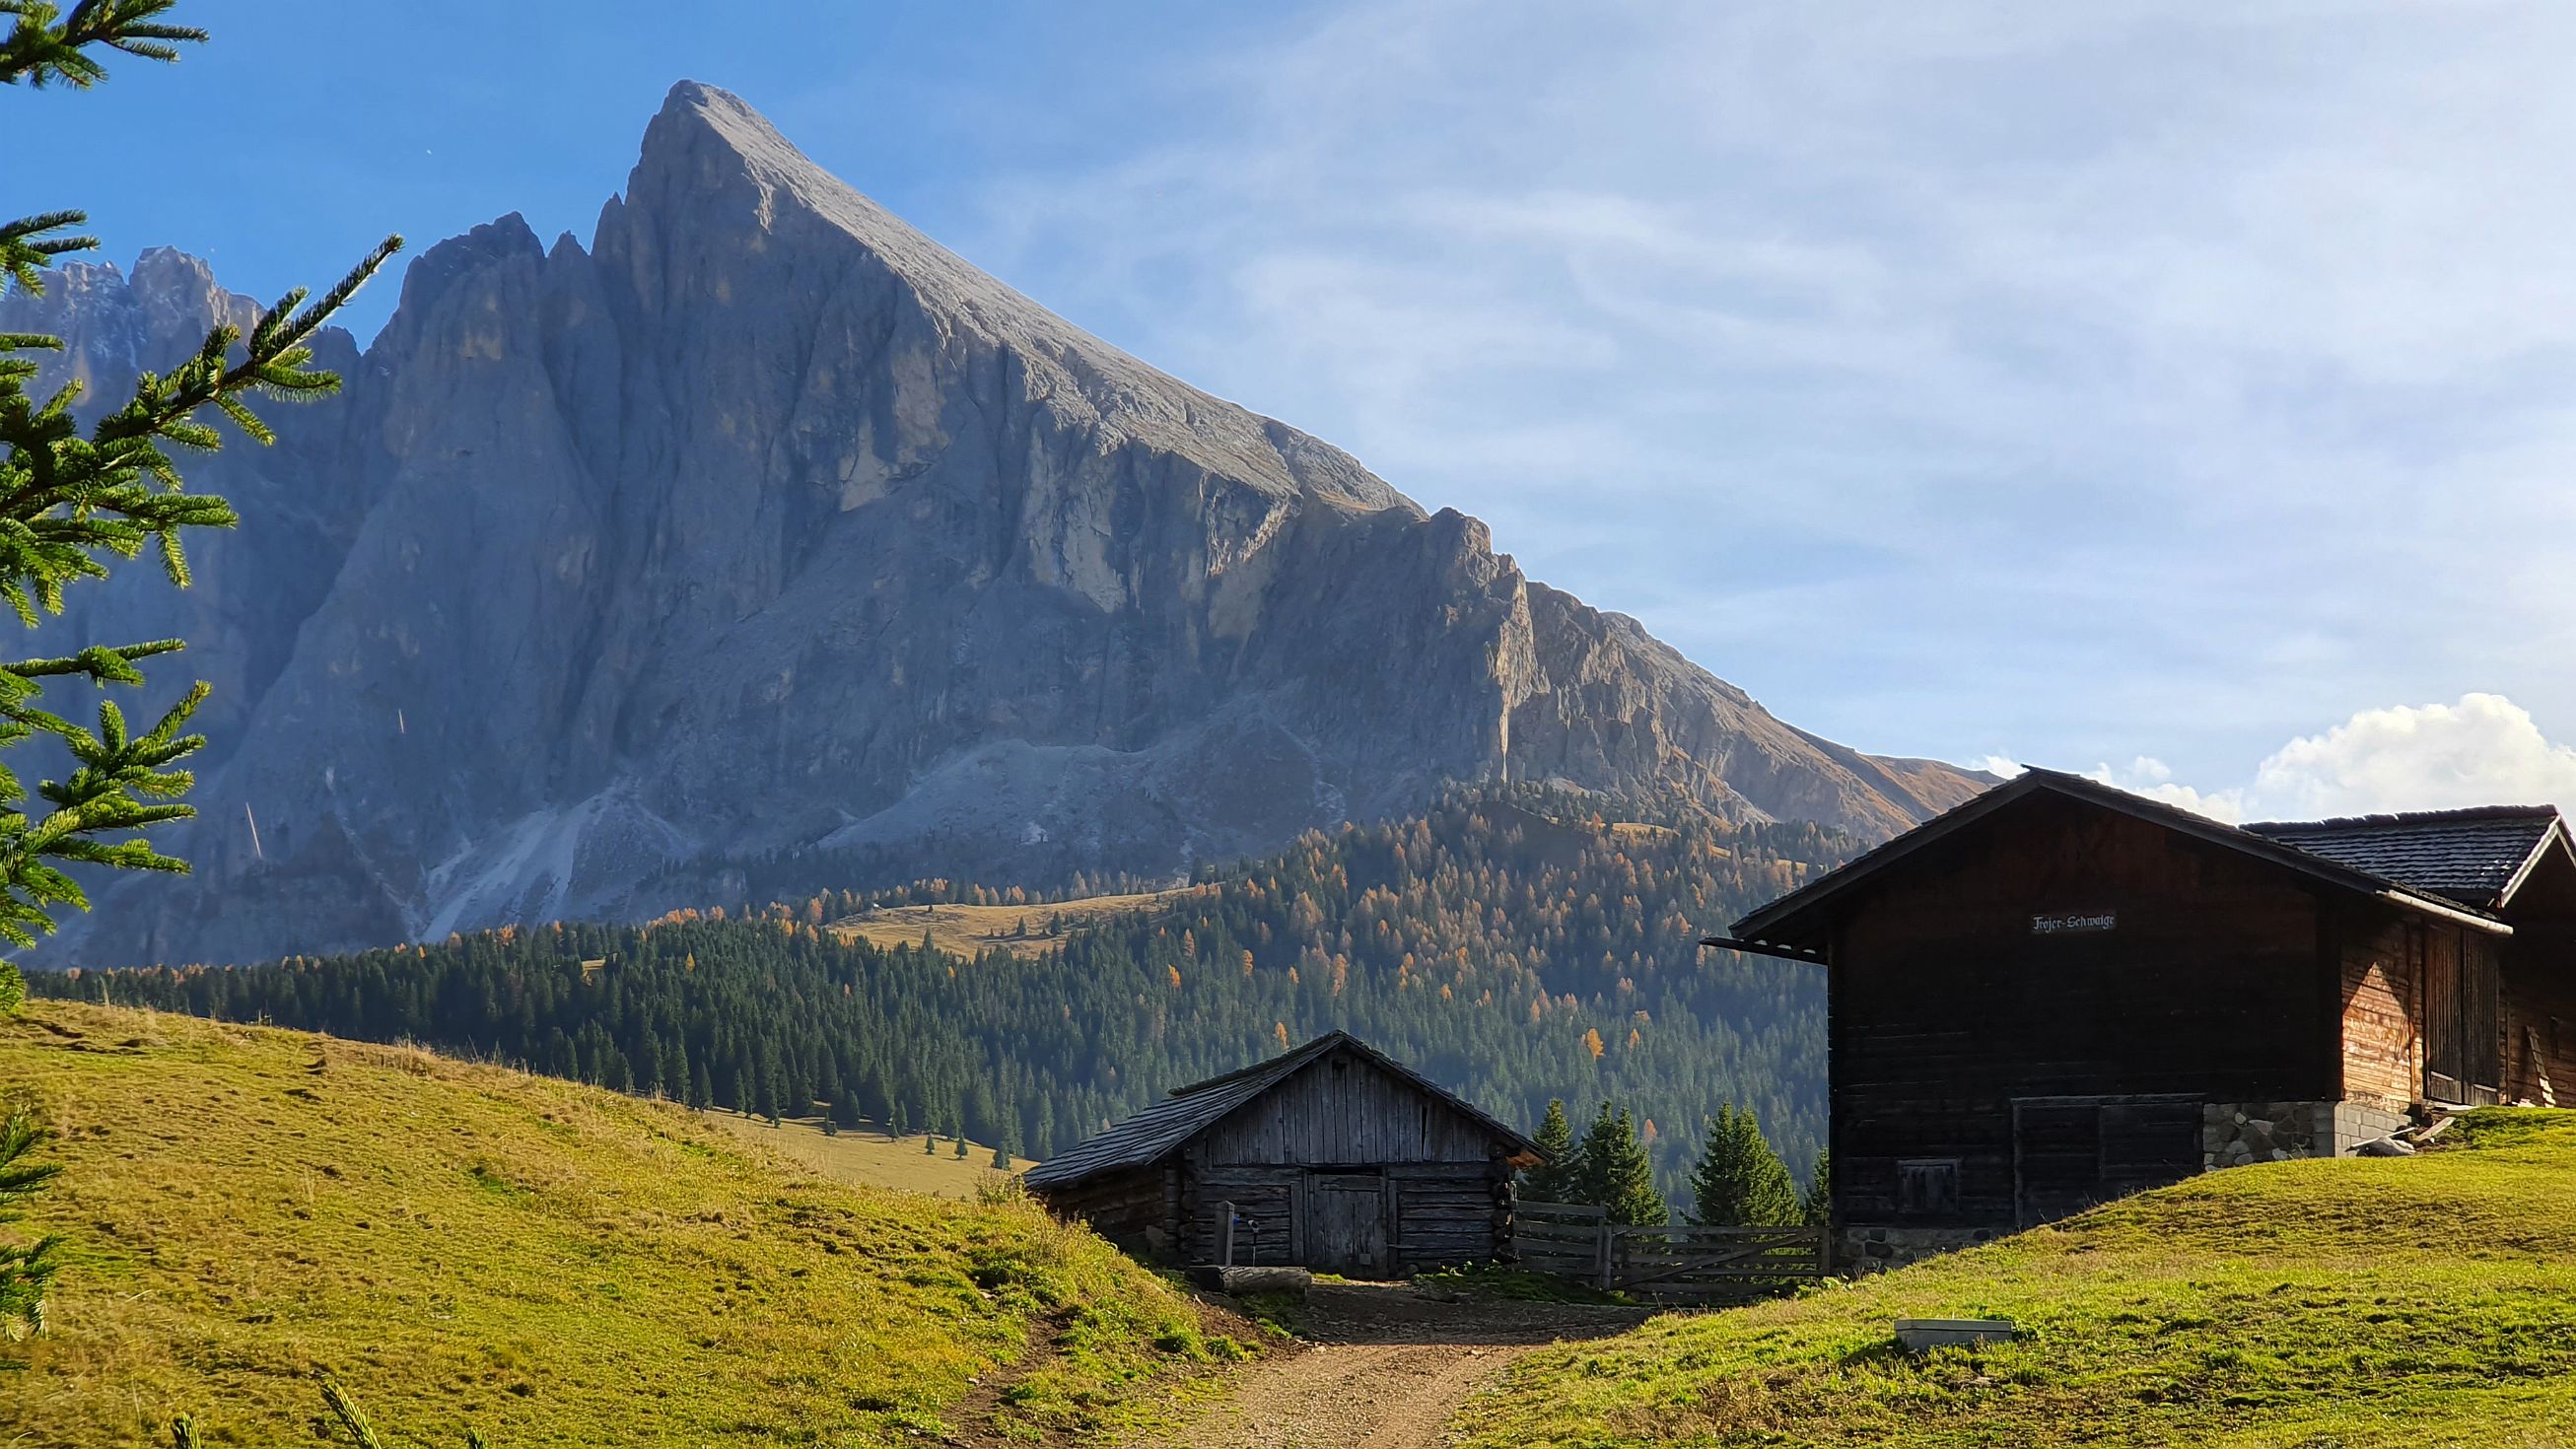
[2083,756,2248,825]
[2059,694,2576,826]
[932,0,2576,779]
[2245,694,2576,820]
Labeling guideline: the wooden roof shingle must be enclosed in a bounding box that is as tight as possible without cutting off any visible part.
[2243,807,2568,910]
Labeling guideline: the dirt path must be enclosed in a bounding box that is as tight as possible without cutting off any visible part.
[1143,1283,1651,1449]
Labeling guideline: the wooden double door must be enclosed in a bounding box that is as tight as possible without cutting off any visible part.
[2011,1095,2201,1228]
[2420,928,2501,1106]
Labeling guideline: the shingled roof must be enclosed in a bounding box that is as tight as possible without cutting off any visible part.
[1023,1030,1540,1190]
[2245,807,2569,910]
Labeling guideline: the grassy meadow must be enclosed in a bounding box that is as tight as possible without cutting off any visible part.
[1456,1108,2576,1449]
[700,1110,1037,1197]
[0,1001,1242,1446]
[825,889,1189,959]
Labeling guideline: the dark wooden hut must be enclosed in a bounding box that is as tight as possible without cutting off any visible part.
[1024,1031,1542,1276]
[1712,768,2576,1269]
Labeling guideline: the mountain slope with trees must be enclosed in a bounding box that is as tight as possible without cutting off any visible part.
[39,788,1847,1195]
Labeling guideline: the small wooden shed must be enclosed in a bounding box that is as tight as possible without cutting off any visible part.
[1024,1031,1542,1276]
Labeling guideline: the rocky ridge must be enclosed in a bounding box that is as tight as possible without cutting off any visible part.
[15,83,1984,966]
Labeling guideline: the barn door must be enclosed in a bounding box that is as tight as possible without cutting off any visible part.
[2445,933,2503,1106]
[2013,1096,2199,1229]
[2423,929,2466,1104]
[2012,1101,2102,1229]
[1303,1172,1391,1276]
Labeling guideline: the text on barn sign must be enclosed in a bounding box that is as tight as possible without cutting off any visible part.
[2031,911,2118,935]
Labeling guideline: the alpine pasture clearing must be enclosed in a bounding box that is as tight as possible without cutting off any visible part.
[700,1110,1038,1197]
[1456,1108,2576,1448]
[0,1002,1240,1446]
[826,888,1195,959]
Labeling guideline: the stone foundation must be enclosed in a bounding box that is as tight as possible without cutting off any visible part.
[1838,1225,1995,1274]
[2201,1100,2409,1169]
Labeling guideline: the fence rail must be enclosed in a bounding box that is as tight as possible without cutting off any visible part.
[1512,1200,1824,1301]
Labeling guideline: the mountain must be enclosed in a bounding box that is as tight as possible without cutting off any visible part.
[14,82,1984,967]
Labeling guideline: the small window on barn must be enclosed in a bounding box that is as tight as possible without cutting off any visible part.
[1897,1158,1959,1216]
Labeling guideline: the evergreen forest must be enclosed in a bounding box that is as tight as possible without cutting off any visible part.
[34,788,1850,1196]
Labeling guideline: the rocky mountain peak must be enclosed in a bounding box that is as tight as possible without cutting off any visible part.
[30,84,1986,967]
[619,81,1410,514]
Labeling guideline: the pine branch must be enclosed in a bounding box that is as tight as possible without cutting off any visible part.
[0,1106,60,1359]
[0,1,206,88]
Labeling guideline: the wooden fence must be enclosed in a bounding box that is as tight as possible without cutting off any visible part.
[1512,1200,1825,1302]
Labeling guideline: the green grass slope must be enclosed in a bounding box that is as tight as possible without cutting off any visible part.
[0,1002,1239,1446]
[1458,1110,2576,1449]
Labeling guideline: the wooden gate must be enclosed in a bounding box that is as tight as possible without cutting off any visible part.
[1513,1201,1824,1302]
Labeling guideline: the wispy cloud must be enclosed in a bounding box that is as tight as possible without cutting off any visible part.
[937,0,2576,783]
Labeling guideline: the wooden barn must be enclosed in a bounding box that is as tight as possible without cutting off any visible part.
[1713,769,2576,1269]
[1023,1031,1542,1276]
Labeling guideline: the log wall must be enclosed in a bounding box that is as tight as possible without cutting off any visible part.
[2335,910,2419,1109]
[1830,794,2336,1233]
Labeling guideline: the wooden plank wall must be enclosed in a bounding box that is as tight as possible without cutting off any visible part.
[1392,1161,1513,1269]
[1180,1050,1516,1273]
[2498,841,2576,1106]
[1185,1163,1302,1266]
[1037,1049,1520,1272]
[2335,912,2419,1108]
[2504,927,2576,1107]
[1831,794,2333,1231]
[1194,1053,1501,1166]
[1035,1163,1173,1251]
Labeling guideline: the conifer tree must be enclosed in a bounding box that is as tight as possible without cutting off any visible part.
[1575,1102,1666,1226]
[0,1105,62,1363]
[0,2,398,1011]
[990,1137,1011,1170]
[1686,1105,1800,1227]
[1519,1097,1574,1203]
[1801,1148,1832,1227]
[953,1134,969,1160]
[659,1040,687,1104]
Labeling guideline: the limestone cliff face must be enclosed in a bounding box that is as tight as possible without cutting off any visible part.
[33,84,1984,966]
[0,250,371,771]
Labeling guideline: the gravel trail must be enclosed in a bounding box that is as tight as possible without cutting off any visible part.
[1141,1282,1650,1449]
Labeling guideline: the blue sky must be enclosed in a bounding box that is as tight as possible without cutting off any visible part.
[46,0,2576,817]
